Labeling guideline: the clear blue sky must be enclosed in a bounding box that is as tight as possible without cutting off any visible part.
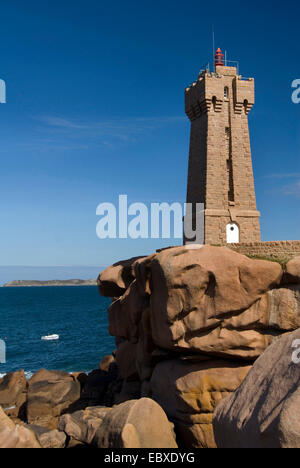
[0,0,299,276]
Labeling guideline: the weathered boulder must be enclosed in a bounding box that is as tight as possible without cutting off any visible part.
[264,286,300,331]
[0,407,41,448]
[27,370,81,429]
[284,256,300,284]
[98,256,145,298]
[59,407,112,446]
[27,425,66,449]
[221,285,300,336]
[0,370,27,408]
[150,359,251,448]
[94,398,178,448]
[277,386,300,448]
[213,329,300,448]
[38,429,66,449]
[147,245,283,359]
[4,392,27,423]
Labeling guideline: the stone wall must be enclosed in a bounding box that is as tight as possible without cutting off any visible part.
[226,241,300,262]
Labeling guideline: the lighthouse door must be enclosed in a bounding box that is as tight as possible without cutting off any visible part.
[226,223,239,244]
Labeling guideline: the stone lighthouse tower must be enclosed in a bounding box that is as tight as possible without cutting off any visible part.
[184,49,261,245]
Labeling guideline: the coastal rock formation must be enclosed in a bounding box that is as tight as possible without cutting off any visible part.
[213,329,300,448]
[264,286,300,331]
[1,248,299,449]
[37,429,66,449]
[0,365,122,448]
[97,256,145,298]
[59,406,112,446]
[59,399,177,448]
[106,246,285,360]
[150,359,251,448]
[0,370,27,409]
[27,369,81,429]
[97,247,300,448]
[27,425,67,449]
[0,407,41,448]
[147,246,282,359]
[94,398,178,448]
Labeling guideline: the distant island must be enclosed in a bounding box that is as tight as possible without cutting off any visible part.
[3,279,97,287]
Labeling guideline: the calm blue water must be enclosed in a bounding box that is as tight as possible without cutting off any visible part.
[0,287,114,378]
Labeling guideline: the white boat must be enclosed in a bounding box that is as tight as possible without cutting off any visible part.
[41,334,59,341]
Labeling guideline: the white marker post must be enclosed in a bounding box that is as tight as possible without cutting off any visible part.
[0,79,6,104]
[0,340,6,364]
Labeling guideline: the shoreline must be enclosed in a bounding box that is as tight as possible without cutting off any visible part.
[2,280,98,288]
[2,284,98,288]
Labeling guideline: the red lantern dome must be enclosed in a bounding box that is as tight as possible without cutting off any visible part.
[215,48,224,68]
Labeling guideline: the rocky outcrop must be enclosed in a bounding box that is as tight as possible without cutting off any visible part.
[0,364,123,447]
[97,247,300,448]
[1,248,299,449]
[27,370,81,429]
[264,286,300,331]
[97,256,145,298]
[0,364,123,448]
[150,359,251,448]
[0,370,27,409]
[94,398,178,448]
[145,245,283,359]
[0,407,41,448]
[27,425,67,449]
[213,329,300,448]
[59,406,112,446]
[58,398,177,448]
[0,370,27,422]
[107,246,285,361]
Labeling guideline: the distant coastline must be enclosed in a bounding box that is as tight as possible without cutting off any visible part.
[2,279,97,287]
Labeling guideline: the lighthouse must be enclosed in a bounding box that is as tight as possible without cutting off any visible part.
[184,49,261,245]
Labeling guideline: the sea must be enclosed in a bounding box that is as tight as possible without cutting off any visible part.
[0,286,114,379]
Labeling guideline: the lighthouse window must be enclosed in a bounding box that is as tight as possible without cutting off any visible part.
[224,87,229,99]
[212,96,217,111]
